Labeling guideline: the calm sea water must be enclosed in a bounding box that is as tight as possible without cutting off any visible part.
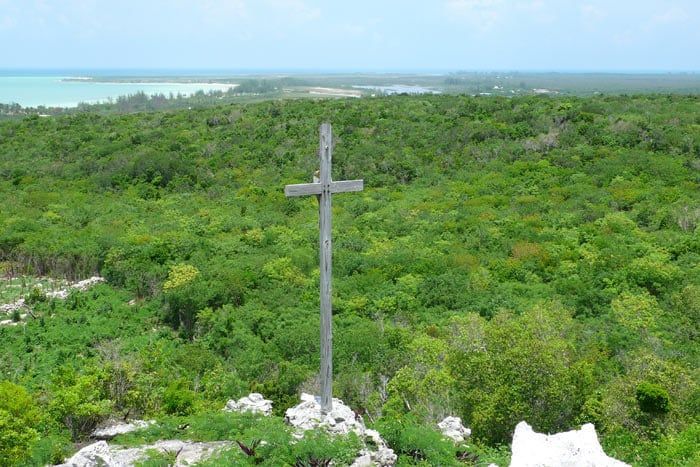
[0,75,236,108]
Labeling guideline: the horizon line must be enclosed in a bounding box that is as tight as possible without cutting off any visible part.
[1,68,699,76]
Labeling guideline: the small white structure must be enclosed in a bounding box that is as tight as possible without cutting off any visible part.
[223,392,273,416]
[438,416,471,443]
[510,421,629,467]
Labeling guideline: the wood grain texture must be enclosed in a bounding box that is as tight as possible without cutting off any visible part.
[284,182,322,197]
[319,122,333,414]
[330,179,364,193]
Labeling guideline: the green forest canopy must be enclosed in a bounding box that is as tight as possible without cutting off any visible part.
[0,94,698,466]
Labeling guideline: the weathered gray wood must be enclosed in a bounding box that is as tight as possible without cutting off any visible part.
[282,123,364,415]
[318,122,333,414]
[284,182,322,197]
[330,179,364,193]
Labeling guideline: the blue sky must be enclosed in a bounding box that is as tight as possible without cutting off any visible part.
[0,0,698,71]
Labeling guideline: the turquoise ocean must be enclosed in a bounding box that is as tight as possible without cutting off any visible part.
[0,72,236,108]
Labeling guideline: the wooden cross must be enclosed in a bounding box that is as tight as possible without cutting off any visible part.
[284,123,363,413]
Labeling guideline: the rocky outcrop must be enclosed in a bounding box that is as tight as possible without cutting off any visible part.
[223,392,273,416]
[56,441,114,467]
[91,420,155,440]
[0,298,27,326]
[1,276,105,327]
[56,440,232,467]
[46,276,105,299]
[59,393,397,466]
[438,416,471,443]
[509,421,629,467]
[0,297,25,314]
[351,429,397,467]
[285,393,397,466]
[285,393,365,436]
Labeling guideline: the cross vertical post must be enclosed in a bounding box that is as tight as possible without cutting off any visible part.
[284,123,364,414]
[318,122,333,413]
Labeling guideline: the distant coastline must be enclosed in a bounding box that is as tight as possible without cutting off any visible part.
[2,70,700,112]
[0,75,238,108]
[61,77,238,85]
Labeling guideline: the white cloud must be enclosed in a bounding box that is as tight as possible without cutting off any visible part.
[340,22,367,37]
[0,15,15,30]
[516,0,556,24]
[580,3,606,22]
[267,0,320,22]
[200,0,248,19]
[652,6,686,25]
[446,0,556,29]
[445,0,504,31]
[612,28,636,47]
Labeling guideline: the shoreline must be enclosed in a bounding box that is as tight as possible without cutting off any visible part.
[0,78,239,108]
[61,78,238,88]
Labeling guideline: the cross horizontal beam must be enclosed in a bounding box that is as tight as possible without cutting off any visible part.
[284,179,364,198]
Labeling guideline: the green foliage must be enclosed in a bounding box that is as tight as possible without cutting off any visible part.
[28,433,73,467]
[448,305,593,444]
[25,286,47,305]
[376,416,459,466]
[0,382,41,466]
[162,380,197,415]
[290,431,360,467]
[1,94,699,466]
[636,382,671,415]
[48,370,113,441]
[135,449,179,467]
[655,423,700,467]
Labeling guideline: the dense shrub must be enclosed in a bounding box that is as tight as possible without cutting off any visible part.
[0,382,41,466]
[636,382,671,415]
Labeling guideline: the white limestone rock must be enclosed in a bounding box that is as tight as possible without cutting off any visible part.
[56,441,114,467]
[56,440,232,467]
[438,416,471,443]
[73,276,106,290]
[0,298,25,314]
[2,277,105,326]
[286,394,396,466]
[111,440,232,467]
[363,429,397,466]
[371,444,399,467]
[510,421,629,467]
[351,451,374,467]
[46,289,69,299]
[224,392,273,416]
[91,420,155,440]
[285,393,365,436]
[46,276,105,299]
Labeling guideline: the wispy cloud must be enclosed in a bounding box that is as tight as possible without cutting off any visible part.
[579,3,606,22]
[445,0,504,31]
[201,0,247,17]
[267,0,320,22]
[651,6,686,25]
[516,0,556,24]
[0,15,15,30]
[446,0,556,30]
